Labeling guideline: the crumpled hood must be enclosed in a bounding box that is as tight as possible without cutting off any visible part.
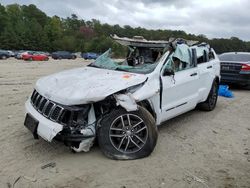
[35,66,147,105]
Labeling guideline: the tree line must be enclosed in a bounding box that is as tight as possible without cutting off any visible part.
[1,3,250,57]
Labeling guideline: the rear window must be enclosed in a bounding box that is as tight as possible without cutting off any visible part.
[219,54,250,62]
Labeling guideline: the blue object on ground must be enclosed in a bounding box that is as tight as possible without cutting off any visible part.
[218,85,234,98]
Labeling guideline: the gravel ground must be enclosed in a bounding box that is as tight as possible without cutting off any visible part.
[0,58,249,188]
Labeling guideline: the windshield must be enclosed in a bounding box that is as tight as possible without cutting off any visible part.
[219,53,250,62]
[88,49,162,74]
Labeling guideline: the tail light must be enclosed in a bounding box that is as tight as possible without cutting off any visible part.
[241,64,250,71]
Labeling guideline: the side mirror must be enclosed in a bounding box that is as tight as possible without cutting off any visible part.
[163,68,175,76]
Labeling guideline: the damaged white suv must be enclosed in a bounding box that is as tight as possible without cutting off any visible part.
[24,36,220,160]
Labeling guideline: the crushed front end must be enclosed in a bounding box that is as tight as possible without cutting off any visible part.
[24,89,96,152]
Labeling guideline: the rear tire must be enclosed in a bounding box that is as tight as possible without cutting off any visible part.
[197,80,218,111]
[98,107,158,160]
[1,55,7,59]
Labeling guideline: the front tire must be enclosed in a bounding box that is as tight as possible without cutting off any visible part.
[197,80,218,111]
[98,107,158,160]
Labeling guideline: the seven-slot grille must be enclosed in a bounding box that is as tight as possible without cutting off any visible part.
[30,90,64,123]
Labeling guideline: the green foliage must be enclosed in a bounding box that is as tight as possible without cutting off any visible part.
[0,3,250,56]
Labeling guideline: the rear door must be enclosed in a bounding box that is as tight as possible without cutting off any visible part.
[197,50,216,102]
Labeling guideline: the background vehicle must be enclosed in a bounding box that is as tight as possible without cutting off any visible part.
[22,52,49,61]
[37,51,50,56]
[15,51,31,59]
[51,51,76,60]
[0,50,10,59]
[219,52,250,87]
[7,50,15,57]
[82,52,99,60]
[24,37,220,160]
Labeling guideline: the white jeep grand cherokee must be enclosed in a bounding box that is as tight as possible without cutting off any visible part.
[24,36,220,160]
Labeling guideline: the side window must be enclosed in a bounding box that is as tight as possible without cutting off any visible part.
[208,50,215,60]
[172,57,190,72]
[197,50,208,64]
[164,56,190,73]
[172,47,192,72]
[163,45,196,74]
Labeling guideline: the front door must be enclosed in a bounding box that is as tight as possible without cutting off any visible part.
[160,67,200,122]
[160,47,200,122]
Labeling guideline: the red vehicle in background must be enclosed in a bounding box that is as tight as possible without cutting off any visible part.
[22,52,49,61]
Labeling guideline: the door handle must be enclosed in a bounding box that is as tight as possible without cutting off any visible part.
[190,73,198,77]
[207,65,212,69]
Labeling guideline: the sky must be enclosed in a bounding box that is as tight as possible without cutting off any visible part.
[1,0,250,41]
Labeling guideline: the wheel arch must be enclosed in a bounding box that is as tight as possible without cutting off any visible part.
[137,100,156,120]
[215,76,220,85]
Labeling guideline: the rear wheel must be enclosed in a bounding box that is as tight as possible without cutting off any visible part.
[1,55,7,59]
[98,107,158,160]
[197,80,218,111]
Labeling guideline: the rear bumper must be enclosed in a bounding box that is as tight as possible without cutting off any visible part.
[221,72,250,85]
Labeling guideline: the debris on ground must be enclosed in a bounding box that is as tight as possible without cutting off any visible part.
[41,162,56,169]
[23,176,37,182]
[12,176,21,188]
[212,130,218,134]
[12,175,37,187]
[184,171,209,188]
[7,182,11,188]
[218,85,234,98]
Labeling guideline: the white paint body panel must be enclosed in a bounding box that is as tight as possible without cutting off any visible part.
[25,100,63,142]
[35,67,147,105]
[25,48,220,148]
[160,67,200,122]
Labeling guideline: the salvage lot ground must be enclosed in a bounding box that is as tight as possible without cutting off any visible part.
[0,58,249,188]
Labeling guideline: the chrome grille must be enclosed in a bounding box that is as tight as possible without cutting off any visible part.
[30,90,65,123]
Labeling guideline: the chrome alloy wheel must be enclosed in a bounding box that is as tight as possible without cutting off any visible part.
[109,114,148,154]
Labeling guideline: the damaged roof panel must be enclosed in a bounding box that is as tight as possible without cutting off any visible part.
[111,34,169,48]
